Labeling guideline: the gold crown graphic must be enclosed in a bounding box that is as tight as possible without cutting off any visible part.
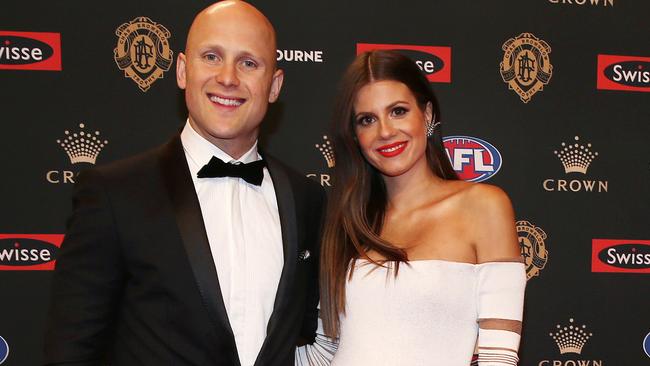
[57,123,109,165]
[553,136,598,174]
[315,135,335,168]
[549,318,593,355]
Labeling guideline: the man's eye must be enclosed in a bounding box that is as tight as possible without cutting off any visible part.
[242,59,258,68]
[204,54,219,62]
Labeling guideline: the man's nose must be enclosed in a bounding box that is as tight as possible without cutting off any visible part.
[216,61,240,87]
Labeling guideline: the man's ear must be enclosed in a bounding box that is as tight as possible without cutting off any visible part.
[268,68,284,103]
[176,52,187,90]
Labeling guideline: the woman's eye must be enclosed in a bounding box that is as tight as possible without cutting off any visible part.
[356,115,375,126]
[391,106,408,117]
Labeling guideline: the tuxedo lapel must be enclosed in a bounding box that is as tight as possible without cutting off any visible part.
[159,136,239,362]
[257,155,299,357]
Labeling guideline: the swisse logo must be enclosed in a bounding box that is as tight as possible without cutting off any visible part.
[356,43,451,83]
[0,31,62,70]
[591,239,650,273]
[597,54,650,92]
[443,136,502,182]
[0,234,64,270]
[276,49,323,63]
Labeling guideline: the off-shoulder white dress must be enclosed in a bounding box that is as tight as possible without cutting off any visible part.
[296,259,525,366]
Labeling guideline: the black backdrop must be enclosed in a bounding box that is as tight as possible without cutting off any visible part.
[1,1,649,365]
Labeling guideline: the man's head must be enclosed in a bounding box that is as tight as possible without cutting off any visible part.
[176,1,283,158]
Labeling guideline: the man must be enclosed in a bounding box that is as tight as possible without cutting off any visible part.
[44,2,324,365]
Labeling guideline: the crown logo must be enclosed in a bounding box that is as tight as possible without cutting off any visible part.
[315,135,335,168]
[57,123,109,165]
[554,136,598,174]
[549,318,593,355]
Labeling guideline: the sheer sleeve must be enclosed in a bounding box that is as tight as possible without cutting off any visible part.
[475,262,526,365]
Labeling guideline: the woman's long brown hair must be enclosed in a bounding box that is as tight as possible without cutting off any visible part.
[320,50,458,338]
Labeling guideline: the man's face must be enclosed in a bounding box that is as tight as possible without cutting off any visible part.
[176,5,283,157]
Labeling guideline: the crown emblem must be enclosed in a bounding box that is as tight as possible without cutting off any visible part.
[57,123,108,165]
[554,136,598,174]
[315,135,335,168]
[550,318,593,355]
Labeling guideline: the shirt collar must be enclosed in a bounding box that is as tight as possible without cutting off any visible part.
[180,119,260,167]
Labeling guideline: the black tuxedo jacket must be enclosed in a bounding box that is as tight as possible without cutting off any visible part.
[44,136,325,366]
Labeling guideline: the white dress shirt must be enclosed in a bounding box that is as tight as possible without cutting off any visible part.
[180,121,284,366]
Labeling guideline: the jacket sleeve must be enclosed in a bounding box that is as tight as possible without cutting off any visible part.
[43,169,126,366]
[298,184,326,345]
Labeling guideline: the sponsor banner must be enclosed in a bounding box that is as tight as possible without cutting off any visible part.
[597,54,650,92]
[0,31,62,71]
[277,49,324,63]
[443,135,502,182]
[516,220,549,280]
[548,0,614,7]
[542,135,608,193]
[356,43,451,83]
[0,234,64,271]
[500,33,552,103]
[114,17,173,92]
[537,317,603,365]
[591,239,650,273]
[0,336,7,365]
[306,135,334,187]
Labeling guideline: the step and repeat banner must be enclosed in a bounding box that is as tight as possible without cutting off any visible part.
[1,0,649,365]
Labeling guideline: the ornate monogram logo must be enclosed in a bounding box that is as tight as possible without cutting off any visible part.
[500,33,553,103]
[516,220,548,280]
[113,16,173,92]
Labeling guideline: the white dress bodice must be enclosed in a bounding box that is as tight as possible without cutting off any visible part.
[332,259,487,366]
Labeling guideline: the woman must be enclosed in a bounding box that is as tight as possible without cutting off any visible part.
[319,50,526,365]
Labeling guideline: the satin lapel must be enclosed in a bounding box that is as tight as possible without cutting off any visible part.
[159,136,238,352]
[260,156,298,347]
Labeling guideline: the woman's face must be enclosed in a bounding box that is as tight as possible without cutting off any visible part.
[353,80,432,178]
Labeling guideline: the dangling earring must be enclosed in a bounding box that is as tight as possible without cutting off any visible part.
[425,119,440,138]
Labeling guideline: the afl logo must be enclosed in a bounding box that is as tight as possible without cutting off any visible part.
[0,234,64,271]
[643,331,650,358]
[597,54,650,92]
[357,43,451,83]
[0,336,7,365]
[443,136,502,182]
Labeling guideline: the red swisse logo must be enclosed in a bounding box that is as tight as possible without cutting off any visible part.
[356,43,451,83]
[0,234,64,270]
[597,54,650,92]
[0,31,62,71]
[591,239,650,273]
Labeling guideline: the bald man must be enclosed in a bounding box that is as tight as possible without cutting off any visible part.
[44,2,324,365]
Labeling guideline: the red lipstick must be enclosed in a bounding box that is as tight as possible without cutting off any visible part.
[376,141,408,157]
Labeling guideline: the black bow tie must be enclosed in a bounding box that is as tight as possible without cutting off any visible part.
[197,156,266,186]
